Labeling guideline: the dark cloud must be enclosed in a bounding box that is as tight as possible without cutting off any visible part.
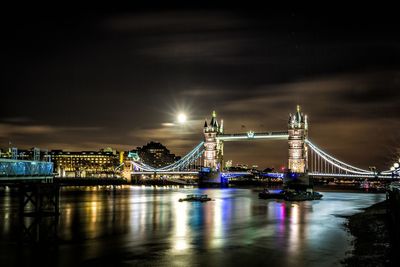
[2,7,400,169]
[103,11,246,34]
[338,71,400,104]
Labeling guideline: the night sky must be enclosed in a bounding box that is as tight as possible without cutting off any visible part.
[2,5,400,170]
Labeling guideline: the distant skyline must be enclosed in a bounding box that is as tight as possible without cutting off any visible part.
[2,6,400,169]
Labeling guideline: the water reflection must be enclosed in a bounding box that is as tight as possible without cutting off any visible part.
[0,186,386,266]
[18,216,59,244]
[173,199,188,252]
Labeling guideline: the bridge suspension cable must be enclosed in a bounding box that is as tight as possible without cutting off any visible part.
[130,142,204,172]
[306,139,374,175]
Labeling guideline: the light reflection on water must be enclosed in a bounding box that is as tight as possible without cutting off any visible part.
[0,186,385,267]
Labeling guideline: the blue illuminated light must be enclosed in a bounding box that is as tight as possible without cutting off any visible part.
[0,159,53,177]
[261,173,285,179]
[201,167,211,173]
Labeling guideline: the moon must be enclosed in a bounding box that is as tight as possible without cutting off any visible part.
[177,113,187,124]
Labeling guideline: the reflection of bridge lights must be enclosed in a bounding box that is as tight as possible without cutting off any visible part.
[174,239,189,251]
[276,203,286,221]
[212,198,224,248]
[291,204,299,224]
[173,200,189,252]
[288,204,301,257]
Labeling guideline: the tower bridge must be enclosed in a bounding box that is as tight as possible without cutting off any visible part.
[127,106,398,183]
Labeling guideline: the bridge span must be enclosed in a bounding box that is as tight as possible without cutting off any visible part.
[217,131,288,141]
[0,158,53,182]
[124,106,398,182]
[132,171,198,175]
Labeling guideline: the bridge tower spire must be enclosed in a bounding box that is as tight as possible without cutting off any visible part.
[288,105,308,173]
[203,111,223,171]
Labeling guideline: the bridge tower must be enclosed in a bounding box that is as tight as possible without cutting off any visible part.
[288,105,308,173]
[203,110,224,171]
[200,111,227,187]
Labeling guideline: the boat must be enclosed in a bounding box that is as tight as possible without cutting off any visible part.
[179,194,212,202]
[258,189,285,199]
[312,191,323,200]
[284,191,323,201]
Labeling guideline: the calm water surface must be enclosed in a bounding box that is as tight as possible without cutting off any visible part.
[0,186,385,267]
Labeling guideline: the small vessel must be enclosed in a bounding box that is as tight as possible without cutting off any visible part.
[312,191,323,200]
[179,194,212,202]
[258,189,285,199]
[284,191,323,201]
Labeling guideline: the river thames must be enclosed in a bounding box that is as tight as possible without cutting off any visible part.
[0,186,385,266]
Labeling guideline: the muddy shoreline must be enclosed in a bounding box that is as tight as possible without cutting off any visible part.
[343,200,399,266]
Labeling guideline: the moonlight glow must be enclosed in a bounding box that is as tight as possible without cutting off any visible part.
[177,113,187,124]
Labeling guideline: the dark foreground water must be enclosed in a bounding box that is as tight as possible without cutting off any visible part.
[0,186,385,267]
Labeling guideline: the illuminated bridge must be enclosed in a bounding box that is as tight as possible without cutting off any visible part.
[0,158,59,219]
[120,106,398,181]
[0,158,54,182]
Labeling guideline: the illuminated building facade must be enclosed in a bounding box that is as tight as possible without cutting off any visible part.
[50,149,118,177]
[203,111,224,170]
[288,105,308,173]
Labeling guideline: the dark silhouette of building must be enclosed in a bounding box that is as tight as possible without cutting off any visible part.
[136,141,180,168]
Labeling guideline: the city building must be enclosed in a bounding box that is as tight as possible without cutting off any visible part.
[135,141,180,168]
[0,147,50,161]
[0,148,12,158]
[50,149,119,177]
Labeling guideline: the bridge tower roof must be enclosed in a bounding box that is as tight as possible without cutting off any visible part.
[210,110,218,128]
[289,105,307,129]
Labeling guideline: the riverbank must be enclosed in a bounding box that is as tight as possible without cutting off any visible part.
[343,200,397,266]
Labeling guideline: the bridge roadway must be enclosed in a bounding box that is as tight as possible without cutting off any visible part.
[131,170,397,180]
[132,171,198,175]
[308,172,397,179]
[217,131,289,141]
[2,158,395,183]
[131,171,284,179]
